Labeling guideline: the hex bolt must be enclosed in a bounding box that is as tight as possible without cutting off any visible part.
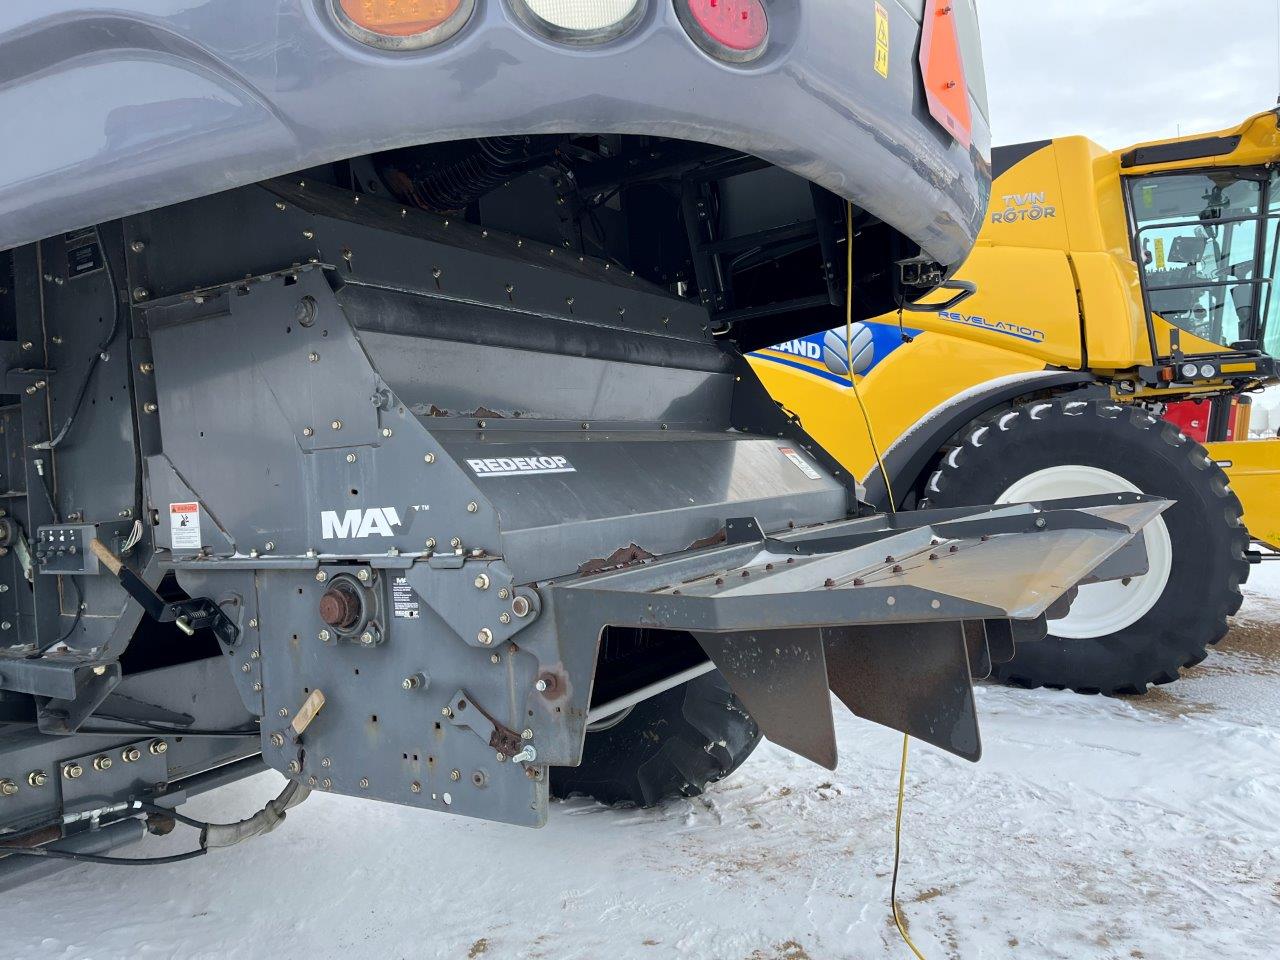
[476,628,494,646]
[321,757,332,768]
[323,779,334,790]
[510,746,537,764]
[499,612,511,625]
[28,771,48,787]
[474,573,490,590]
[402,673,427,691]
[307,776,318,787]
[315,570,328,582]
[425,537,437,550]
[148,739,168,755]
[302,230,315,240]
[307,352,320,363]
[132,287,149,302]
[318,629,332,642]
[241,662,252,673]
[20,341,32,351]
[381,428,393,438]
[521,728,534,740]
[489,653,501,664]
[286,760,301,774]
[278,708,289,718]
[270,733,285,748]
[497,587,510,600]
[264,542,275,552]
[511,596,532,618]
[130,240,147,254]
[424,453,436,464]
[359,778,370,789]
[450,537,462,549]
[302,426,315,437]
[495,752,507,763]
[359,632,375,646]
[93,755,112,772]
[143,402,158,414]
[411,781,422,794]
[331,420,343,430]
[252,682,263,692]
[356,568,371,583]
[248,618,259,628]
[441,706,453,718]
[0,779,17,797]
[450,769,461,782]
[346,453,357,463]
[64,763,84,780]
[467,501,479,514]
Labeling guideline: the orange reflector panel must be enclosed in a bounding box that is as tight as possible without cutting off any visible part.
[333,0,471,47]
[918,0,972,149]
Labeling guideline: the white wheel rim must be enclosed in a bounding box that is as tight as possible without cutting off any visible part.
[997,465,1174,639]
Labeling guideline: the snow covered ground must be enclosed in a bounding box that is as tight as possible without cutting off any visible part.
[4,567,1278,960]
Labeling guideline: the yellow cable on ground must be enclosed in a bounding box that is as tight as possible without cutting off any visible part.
[845,203,926,960]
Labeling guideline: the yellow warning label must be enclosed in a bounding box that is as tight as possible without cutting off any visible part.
[874,3,890,78]
[1154,236,1166,270]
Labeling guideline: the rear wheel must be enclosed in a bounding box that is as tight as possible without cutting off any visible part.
[550,670,761,807]
[920,399,1249,694]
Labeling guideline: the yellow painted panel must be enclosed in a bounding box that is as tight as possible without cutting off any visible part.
[1071,251,1149,368]
[1204,439,1280,549]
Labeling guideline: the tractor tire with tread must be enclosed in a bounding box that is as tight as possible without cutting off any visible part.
[920,398,1249,695]
[550,670,761,807]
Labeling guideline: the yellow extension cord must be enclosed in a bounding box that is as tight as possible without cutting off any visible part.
[845,203,928,960]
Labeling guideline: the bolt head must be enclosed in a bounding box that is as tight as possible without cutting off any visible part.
[402,677,414,690]
[425,537,437,550]
[278,707,289,718]
[270,733,284,748]
[252,682,263,692]
[381,427,392,438]
[450,769,461,781]
[248,618,259,628]
[132,287,149,302]
[424,453,436,464]
[93,755,112,771]
[521,728,534,740]
[467,501,479,513]
[495,752,506,763]
[264,541,275,552]
[122,748,141,763]
[499,612,511,625]
[357,568,371,582]
[450,537,462,549]
[315,570,328,582]
[474,573,490,590]
[321,757,332,768]
[303,426,315,437]
[322,778,333,789]
[489,653,501,664]
[359,632,375,645]
[64,764,83,780]
[477,628,494,646]
[441,706,453,718]
[241,662,252,673]
[331,420,342,430]
[130,240,146,253]
[535,679,548,692]
[318,628,332,642]
[308,351,320,363]
[28,771,48,787]
[143,402,158,414]
[411,781,422,793]
[0,779,17,797]
[286,760,301,774]
[308,776,318,787]
[359,778,370,788]
[346,453,357,463]
[149,739,168,755]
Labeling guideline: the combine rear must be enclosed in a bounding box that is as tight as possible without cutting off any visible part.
[0,1,1164,879]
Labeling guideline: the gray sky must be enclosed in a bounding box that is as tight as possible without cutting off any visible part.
[980,0,1280,149]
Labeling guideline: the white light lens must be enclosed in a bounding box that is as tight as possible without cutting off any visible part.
[514,0,643,41]
[1181,363,1198,378]
[1200,363,1217,379]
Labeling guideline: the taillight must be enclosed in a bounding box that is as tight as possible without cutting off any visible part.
[675,0,768,63]
[331,0,475,49]
[511,0,645,43]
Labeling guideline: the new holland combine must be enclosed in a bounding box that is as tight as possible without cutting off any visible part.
[0,0,1168,882]
[753,111,1280,695]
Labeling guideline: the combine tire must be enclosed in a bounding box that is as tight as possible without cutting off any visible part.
[550,670,761,807]
[920,399,1248,694]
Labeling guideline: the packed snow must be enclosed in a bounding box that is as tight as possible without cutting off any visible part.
[3,567,1278,960]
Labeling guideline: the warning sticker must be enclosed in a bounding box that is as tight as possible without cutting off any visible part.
[169,502,202,550]
[779,447,822,480]
[392,576,421,619]
[873,3,890,78]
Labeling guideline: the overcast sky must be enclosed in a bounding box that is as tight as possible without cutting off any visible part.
[980,0,1280,148]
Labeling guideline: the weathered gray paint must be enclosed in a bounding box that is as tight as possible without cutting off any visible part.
[0,1,990,267]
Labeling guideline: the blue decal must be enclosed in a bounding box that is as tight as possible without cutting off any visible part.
[751,321,920,383]
[938,311,1046,343]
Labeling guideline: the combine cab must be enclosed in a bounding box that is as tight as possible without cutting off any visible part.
[0,1,1164,878]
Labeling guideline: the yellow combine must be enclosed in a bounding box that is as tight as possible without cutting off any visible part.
[751,111,1280,694]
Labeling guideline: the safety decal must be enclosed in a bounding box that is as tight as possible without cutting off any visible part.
[169,502,202,550]
[467,455,575,478]
[874,3,890,78]
[779,447,822,480]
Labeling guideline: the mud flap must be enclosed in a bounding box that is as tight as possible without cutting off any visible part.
[693,628,838,770]
[823,622,981,761]
[963,621,993,680]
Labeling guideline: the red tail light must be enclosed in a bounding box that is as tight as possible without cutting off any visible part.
[676,0,769,63]
[331,0,474,49]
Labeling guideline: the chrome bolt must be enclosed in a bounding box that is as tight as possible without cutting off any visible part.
[28,771,48,787]
[495,752,506,763]
[359,632,375,646]
[93,755,112,772]
[424,453,436,464]
[264,541,275,552]
[441,706,453,718]
[307,776,318,787]
[521,728,534,740]
[346,453,357,463]
[241,662,252,673]
[315,570,328,582]
[139,361,154,374]
[450,537,462,549]
[278,707,289,718]
[467,501,479,513]
[359,778,369,788]
[64,763,84,780]
[252,682,262,692]
[302,426,314,437]
[411,781,422,793]
[20,341,32,351]
[248,618,259,628]
[307,351,320,363]
[477,628,494,646]
[498,588,510,600]
[321,757,332,768]
[474,573,490,590]
[121,747,142,763]
[402,673,426,691]
[489,653,501,664]
[535,679,548,692]
[130,240,147,253]
[143,402,158,414]
[132,287,149,302]
[357,568,371,582]
[331,420,342,430]
[302,230,315,240]
[149,739,168,755]
[323,779,333,790]
[381,428,393,438]
[450,769,461,782]
[511,596,532,618]
[510,746,537,764]
[287,760,301,774]
[425,537,437,550]
[318,628,332,642]
[0,780,17,797]
[499,612,511,625]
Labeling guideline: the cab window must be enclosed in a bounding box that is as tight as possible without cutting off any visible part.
[1129,169,1271,351]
